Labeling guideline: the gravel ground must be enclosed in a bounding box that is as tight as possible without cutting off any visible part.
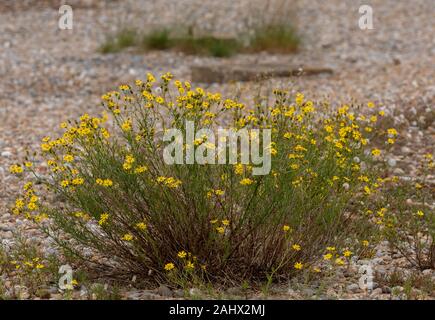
[0,0,434,299]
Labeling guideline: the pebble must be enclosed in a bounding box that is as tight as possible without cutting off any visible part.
[157,285,173,297]
[346,284,361,293]
[370,288,383,297]
[189,288,202,296]
[1,151,12,158]
[1,231,13,239]
[0,224,13,232]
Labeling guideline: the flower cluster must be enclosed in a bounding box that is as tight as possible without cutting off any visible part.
[10,73,429,284]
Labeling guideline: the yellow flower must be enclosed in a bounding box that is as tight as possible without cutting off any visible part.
[121,119,132,132]
[164,263,175,271]
[323,253,333,260]
[41,143,51,152]
[98,213,109,226]
[367,102,375,108]
[63,154,74,162]
[15,198,25,209]
[155,96,164,104]
[216,227,225,234]
[387,128,398,136]
[72,178,84,185]
[294,262,303,270]
[295,93,304,105]
[326,246,336,252]
[416,210,424,217]
[96,178,113,187]
[362,240,369,247]
[335,258,345,266]
[102,179,113,187]
[294,145,307,152]
[221,219,230,226]
[147,73,156,83]
[36,264,45,269]
[9,164,23,174]
[134,166,148,174]
[156,176,182,188]
[283,225,291,232]
[136,222,147,230]
[24,182,33,190]
[60,180,69,188]
[101,128,110,139]
[364,186,372,195]
[292,244,301,251]
[122,233,133,241]
[371,148,381,156]
[215,189,225,196]
[210,219,218,224]
[234,163,244,175]
[178,251,187,259]
[343,250,353,257]
[185,261,195,270]
[27,202,37,211]
[240,178,254,185]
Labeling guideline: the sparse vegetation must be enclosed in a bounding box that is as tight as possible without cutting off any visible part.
[99,29,138,54]
[10,73,417,288]
[100,25,299,57]
[248,25,300,53]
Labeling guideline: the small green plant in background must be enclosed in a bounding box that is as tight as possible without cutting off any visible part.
[249,25,300,53]
[142,29,172,50]
[99,29,138,54]
[100,25,298,57]
[141,30,239,57]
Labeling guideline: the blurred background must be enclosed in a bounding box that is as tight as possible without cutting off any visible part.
[0,0,434,219]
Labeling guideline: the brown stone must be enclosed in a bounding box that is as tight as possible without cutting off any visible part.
[191,63,333,83]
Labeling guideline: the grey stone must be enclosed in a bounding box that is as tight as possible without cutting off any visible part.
[302,288,315,296]
[382,286,391,294]
[226,287,244,296]
[174,289,185,298]
[157,285,173,297]
[189,288,202,296]
[370,288,383,297]
[346,284,361,293]
[2,231,13,239]
[0,224,13,232]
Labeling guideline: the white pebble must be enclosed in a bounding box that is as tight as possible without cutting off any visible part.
[387,158,397,167]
